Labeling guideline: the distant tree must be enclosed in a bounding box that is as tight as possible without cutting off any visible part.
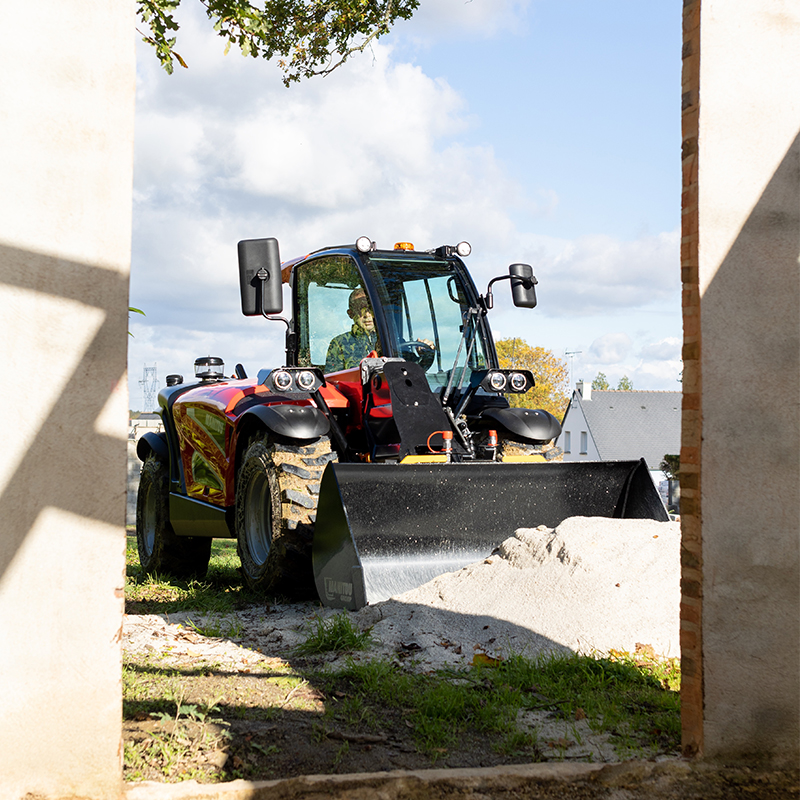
[616,375,634,391]
[592,372,609,390]
[137,0,420,85]
[660,454,680,481]
[495,338,570,418]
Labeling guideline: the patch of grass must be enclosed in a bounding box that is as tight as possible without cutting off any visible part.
[124,710,231,783]
[294,613,374,655]
[489,651,681,757]
[312,650,680,762]
[608,647,682,692]
[123,658,185,719]
[496,729,540,758]
[125,534,265,614]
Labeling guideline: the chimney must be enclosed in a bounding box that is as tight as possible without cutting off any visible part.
[576,380,591,401]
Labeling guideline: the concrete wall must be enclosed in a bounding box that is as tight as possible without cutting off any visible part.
[681,0,800,763]
[0,1,135,798]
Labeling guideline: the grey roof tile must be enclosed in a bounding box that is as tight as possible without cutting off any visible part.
[576,390,681,470]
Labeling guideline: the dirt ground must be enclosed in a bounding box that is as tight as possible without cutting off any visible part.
[123,634,610,782]
[123,612,798,799]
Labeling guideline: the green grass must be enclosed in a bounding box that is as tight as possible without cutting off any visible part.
[312,652,680,761]
[294,613,375,655]
[125,533,265,614]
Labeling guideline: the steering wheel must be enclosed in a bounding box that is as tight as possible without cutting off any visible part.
[399,340,436,371]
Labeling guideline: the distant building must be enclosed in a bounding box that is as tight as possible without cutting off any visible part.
[127,413,163,525]
[556,382,681,509]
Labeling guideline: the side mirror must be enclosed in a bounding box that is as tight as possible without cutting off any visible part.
[509,263,537,309]
[238,237,283,316]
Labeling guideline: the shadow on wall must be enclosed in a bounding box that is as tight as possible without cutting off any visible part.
[0,241,130,584]
[698,127,800,757]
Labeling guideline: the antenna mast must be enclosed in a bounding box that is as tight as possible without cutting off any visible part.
[564,350,582,389]
[140,364,158,411]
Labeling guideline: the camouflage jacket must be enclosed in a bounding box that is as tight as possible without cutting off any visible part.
[325,326,378,373]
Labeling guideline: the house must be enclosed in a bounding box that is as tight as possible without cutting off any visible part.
[556,381,681,509]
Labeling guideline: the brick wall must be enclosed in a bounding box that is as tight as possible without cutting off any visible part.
[679,0,703,758]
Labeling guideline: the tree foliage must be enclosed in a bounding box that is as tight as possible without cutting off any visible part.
[660,454,680,482]
[136,0,420,85]
[592,372,609,390]
[616,375,634,391]
[495,338,570,418]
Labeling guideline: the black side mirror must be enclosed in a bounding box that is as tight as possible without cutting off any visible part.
[238,237,283,316]
[509,263,537,308]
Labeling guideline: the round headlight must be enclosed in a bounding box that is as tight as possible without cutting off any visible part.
[194,356,224,380]
[296,370,316,391]
[489,372,507,391]
[456,241,472,257]
[356,236,373,253]
[510,372,528,392]
[273,370,293,391]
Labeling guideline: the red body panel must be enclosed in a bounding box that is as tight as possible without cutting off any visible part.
[172,378,351,507]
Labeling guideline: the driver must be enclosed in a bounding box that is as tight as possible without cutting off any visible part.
[324,288,379,373]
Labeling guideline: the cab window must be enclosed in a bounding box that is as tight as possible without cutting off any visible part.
[294,256,379,372]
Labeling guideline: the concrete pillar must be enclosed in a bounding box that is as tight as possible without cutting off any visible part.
[0,1,135,797]
[680,0,800,763]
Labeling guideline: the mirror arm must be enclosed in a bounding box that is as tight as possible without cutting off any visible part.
[483,274,514,310]
[258,272,290,328]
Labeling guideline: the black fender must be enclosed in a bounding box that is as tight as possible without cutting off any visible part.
[136,431,169,463]
[478,406,562,444]
[240,404,330,441]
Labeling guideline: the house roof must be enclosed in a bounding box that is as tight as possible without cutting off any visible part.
[571,390,681,470]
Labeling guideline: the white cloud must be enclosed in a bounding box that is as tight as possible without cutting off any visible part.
[639,336,681,361]
[536,230,680,316]
[398,0,533,40]
[588,332,633,364]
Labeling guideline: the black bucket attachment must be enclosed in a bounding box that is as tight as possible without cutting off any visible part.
[312,458,668,609]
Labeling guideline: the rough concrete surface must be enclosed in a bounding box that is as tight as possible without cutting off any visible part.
[126,760,799,800]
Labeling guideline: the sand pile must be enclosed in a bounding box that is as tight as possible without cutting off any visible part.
[355,517,681,670]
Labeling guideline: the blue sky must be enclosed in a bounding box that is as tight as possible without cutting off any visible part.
[128,0,683,410]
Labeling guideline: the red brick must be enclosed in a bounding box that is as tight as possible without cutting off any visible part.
[681,602,701,625]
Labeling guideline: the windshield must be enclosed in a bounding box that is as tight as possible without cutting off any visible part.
[364,255,489,392]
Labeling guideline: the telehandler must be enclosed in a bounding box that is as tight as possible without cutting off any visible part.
[136,237,666,609]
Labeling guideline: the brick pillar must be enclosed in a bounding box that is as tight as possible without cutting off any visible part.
[679,0,703,758]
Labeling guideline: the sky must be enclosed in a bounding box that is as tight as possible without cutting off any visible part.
[128,0,683,411]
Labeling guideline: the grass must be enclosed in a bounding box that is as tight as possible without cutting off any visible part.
[311,652,681,761]
[125,532,265,615]
[294,613,375,655]
[123,683,232,783]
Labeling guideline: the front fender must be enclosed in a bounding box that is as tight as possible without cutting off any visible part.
[241,404,330,441]
[136,431,169,463]
[479,407,562,444]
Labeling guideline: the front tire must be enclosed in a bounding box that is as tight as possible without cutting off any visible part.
[136,453,211,579]
[235,433,336,595]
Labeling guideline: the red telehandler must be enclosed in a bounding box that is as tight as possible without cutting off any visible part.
[136,237,666,609]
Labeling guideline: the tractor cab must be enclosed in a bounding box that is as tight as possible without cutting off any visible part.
[284,240,546,460]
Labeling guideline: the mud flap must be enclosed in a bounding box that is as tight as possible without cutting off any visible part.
[312,458,668,609]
